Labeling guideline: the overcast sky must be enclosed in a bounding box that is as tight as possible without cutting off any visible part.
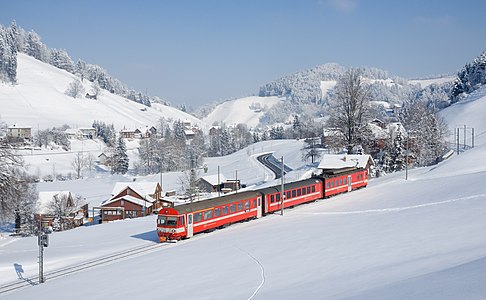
[1,0,485,108]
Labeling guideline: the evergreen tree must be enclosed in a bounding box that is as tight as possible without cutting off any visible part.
[389,126,405,171]
[112,136,129,174]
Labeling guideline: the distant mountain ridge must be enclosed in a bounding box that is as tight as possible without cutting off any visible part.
[258,63,400,104]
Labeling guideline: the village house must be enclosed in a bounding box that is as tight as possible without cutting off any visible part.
[64,127,96,140]
[79,127,96,139]
[36,191,88,230]
[198,174,241,194]
[98,152,110,165]
[120,128,142,139]
[100,182,171,222]
[7,124,32,144]
[120,126,157,139]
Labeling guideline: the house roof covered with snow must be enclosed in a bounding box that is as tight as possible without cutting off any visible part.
[318,154,373,170]
[199,174,228,186]
[111,182,160,198]
[102,195,154,208]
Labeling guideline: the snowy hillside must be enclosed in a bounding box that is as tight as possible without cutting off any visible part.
[203,96,282,128]
[1,87,486,299]
[0,53,202,131]
[408,76,455,88]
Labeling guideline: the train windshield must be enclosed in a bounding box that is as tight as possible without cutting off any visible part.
[158,216,178,226]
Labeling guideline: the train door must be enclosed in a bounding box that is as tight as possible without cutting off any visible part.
[347,175,352,192]
[256,196,262,218]
[263,195,269,216]
[187,213,194,238]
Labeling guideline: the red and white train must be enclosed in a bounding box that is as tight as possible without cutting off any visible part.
[157,167,368,242]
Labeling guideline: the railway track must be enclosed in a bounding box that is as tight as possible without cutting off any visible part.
[256,153,292,179]
[0,242,164,295]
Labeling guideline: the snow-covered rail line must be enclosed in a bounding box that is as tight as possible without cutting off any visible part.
[0,242,164,295]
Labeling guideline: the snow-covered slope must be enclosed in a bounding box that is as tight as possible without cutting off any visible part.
[408,76,455,88]
[203,96,282,128]
[1,88,486,299]
[0,53,202,130]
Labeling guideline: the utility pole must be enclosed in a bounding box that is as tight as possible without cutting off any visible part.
[472,127,475,148]
[281,156,284,216]
[456,128,460,155]
[217,165,220,197]
[405,138,408,180]
[37,217,48,284]
[464,125,467,149]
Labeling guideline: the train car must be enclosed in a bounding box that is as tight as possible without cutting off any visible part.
[157,190,262,242]
[258,178,324,215]
[321,167,368,198]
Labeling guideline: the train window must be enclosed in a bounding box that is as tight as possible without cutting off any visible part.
[253,200,256,207]
[230,204,236,213]
[270,194,275,203]
[331,181,334,188]
[276,193,280,202]
[188,214,192,224]
[157,216,166,225]
[286,191,291,199]
[258,198,261,206]
[223,206,228,215]
[194,212,203,223]
[307,186,311,194]
[238,202,243,211]
[340,179,343,186]
[335,180,338,186]
[244,201,250,209]
[167,216,177,226]
[297,189,301,196]
[214,208,221,217]
[312,185,315,193]
[302,187,306,195]
[292,190,296,198]
[179,216,185,225]
[204,210,213,220]
[326,182,330,189]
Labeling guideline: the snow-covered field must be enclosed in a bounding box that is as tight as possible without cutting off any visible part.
[1,87,486,299]
[203,96,282,128]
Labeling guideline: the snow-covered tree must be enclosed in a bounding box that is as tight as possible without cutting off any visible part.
[111,136,129,174]
[24,30,48,62]
[0,142,37,233]
[138,135,160,175]
[0,24,17,83]
[450,49,486,103]
[400,101,449,166]
[65,79,85,98]
[179,169,200,202]
[50,48,74,73]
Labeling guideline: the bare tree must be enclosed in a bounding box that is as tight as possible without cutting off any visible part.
[71,152,85,179]
[0,142,24,222]
[48,193,84,231]
[84,153,96,177]
[327,68,371,154]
